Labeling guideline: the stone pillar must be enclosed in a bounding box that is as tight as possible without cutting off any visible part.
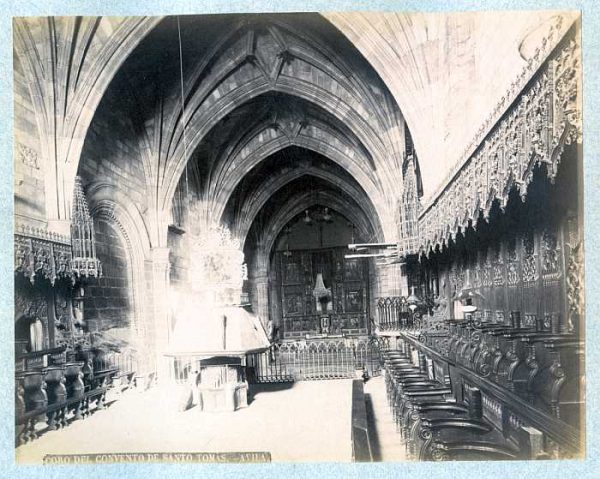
[149,247,171,384]
[369,260,409,328]
[381,262,408,297]
[249,244,271,331]
[253,268,270,329]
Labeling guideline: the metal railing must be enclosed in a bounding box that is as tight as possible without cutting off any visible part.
[246,337,382,383]
[163,355,203,385]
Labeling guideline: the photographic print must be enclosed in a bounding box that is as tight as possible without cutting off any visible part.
[12,9,584,466]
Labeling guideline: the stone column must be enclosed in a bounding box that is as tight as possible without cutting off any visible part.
[149,247,171,385]
[253,267,270,330]
[248,244,271,331]
[374,261,408,298]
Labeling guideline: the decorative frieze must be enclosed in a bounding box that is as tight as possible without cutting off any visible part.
[71,176,102,279]
[15,176,102,283]
[417,29,581,254]
[566,240,583,333]
[14,232,73,285]
[506,238,520,286]
[541,229,562,280]
[522,233,538,283]
[15,224,70,245]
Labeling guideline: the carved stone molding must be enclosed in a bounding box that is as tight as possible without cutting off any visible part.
[17,143,39,169]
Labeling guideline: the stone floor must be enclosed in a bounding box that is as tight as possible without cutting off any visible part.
[16,375,409,464]
[16,379,353,464]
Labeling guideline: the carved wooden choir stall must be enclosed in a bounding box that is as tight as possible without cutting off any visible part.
[14,177,134,446]
[372,25,583,460]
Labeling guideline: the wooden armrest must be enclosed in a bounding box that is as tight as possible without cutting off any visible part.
[518,333,574,343]
[542,338,583,349]
[397,377,434,384]
[403,388,452,397]
[501,328,536,339]
[473,323,506,330]
[401,382,445,389]
[391,372,424,378]
[412,400,460,408]
[486,328,517,336]
[422,418,493,434]
[417,404,469,414]
[433,440,520,460]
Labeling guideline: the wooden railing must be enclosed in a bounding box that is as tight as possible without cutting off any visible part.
[376,297,412,332]
[15,347,140,446]
[94,350,136,376]
[16,364,119,446]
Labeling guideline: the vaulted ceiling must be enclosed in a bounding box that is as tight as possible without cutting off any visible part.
[80,13,406,248]
[71,10,579,252]
[325,10,579,201]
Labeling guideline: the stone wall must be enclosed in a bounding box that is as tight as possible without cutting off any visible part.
[13,51,46,227]
[168,228,189,290]
[83,217,132,341]
[78,93,148,215]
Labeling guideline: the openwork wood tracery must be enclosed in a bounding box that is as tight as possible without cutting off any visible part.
[417,30,581,255]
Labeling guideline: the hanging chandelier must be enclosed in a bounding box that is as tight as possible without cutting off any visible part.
[302,206,334,225]
[303,209,312,225]
[71,176,102,279]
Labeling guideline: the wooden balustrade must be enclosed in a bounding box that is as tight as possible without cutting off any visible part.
[377,297,412,332]
[14,347,135,447]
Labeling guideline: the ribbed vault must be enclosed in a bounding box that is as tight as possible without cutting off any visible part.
[87,13,408,248]
[221,146,383,249]
[242,175,379,273]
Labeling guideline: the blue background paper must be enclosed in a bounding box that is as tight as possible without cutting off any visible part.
[1,0,598,477]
